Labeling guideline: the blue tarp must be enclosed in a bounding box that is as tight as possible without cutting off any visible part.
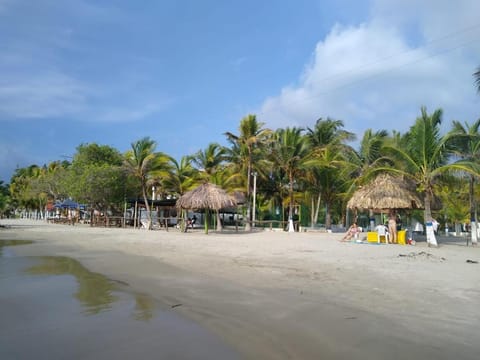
[54,199,86,210]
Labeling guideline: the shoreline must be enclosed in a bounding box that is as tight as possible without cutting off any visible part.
[1,219,479,359]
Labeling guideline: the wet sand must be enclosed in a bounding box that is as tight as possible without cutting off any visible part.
[1,219,479,359]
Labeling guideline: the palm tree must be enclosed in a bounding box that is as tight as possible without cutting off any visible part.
[343,129,390,229]
[224,114,271,230]
[192,142,227,180]
[306,117,354,148]
[9,165,43,216]
[191,142,228,230]
[304,145,349,229]
[269,127,309,231]
[449,118,480,245]
[474,67,480,92]
[162,156,198,197]
[124,137,170,230]
[384,107,477,246]
[305,118,355,227]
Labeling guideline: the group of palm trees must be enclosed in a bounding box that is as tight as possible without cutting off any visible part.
[5,69,480,243]
[5,108,479,232]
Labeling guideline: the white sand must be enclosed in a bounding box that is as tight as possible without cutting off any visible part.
[1,219,479,359]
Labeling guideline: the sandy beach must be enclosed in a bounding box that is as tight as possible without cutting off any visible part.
[1,219,479,359]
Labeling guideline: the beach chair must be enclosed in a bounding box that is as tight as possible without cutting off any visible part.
[377,225,389,244]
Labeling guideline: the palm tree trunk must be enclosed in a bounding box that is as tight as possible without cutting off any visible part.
[245,160,252,231]
[312,193,321,228]
[216,211,222,231]
[424,190,438,247]
[142,182,152,230]
[287,173,295,232]
[288,173,294,220]
[325,203,332,230]
[310,197,315,227]
[469,175,478,245]
[205,209,209,234]
[369,209,375,231]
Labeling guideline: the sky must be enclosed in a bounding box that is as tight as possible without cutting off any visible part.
[1,0,480,182]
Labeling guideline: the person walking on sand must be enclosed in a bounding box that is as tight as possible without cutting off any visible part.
[388,212,397,244]
[341,222,360,242]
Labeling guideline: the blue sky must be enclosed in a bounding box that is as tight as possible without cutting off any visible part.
[1,0,480,182]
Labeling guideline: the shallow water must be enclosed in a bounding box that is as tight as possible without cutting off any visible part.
[0,240,239,360]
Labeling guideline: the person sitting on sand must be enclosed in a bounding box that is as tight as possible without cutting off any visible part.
[341,222,360,242]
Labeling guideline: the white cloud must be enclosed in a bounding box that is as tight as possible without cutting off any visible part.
[257,1,480,136]
[0,71,88,119]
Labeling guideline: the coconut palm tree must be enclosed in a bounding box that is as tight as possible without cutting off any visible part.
[224,114,271,230]
[306,117,355,148]
[304,145,349,229]
[191,142,229,230]
[124,137,170,230]
[269,127,309,231]
[162,156,198,197]
[343,129,390,229]
[474,67,480,92]
[192,142,227,180]
[384,107,477,246]
[449,118,480,245]
[305,118,355,227]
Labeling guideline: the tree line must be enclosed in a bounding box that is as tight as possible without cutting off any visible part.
[2,106,480,236]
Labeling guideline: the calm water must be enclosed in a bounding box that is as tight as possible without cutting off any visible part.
[0,240,239,360]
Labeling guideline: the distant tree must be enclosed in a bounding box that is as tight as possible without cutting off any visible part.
[305,118,355,227]
[384,107,477,246]
[268,127,309,231]
[224,114,271,230]
[72,143,123,167]
[474,67,480,92]
[9,165,42,213]
[342,128,390,229]
[192,142,227,180]
[0,180,10,217]
[162,156,198,197]
[124,137,170,229]
[306,117,354,148]
[449,118,480,245]
[192,143,228,231]
[67,143,125,213]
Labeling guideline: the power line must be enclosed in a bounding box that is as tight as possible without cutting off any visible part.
[255,23,480,117]
[301,22,480,87]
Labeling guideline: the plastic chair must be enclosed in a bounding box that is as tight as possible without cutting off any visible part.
[376,225,389,244]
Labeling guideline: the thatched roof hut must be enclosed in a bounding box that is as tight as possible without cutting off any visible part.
[176,183,237,233]
[176,183,237,210]
[347,173,424,211]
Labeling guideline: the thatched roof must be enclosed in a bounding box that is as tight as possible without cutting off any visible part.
[347,173,424,211]
[176,183,237,210]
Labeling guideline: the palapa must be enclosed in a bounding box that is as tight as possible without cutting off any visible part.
[176,183,237,210]
[176,183,237,233]
[347,173,424,211]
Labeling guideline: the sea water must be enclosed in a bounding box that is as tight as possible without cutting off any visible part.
[0,240,239,359]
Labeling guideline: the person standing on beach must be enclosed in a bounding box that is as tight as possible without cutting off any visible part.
[388,212,397,244]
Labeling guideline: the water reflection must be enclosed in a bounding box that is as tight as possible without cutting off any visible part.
[0,240,33,256]
[133,293,156,321]
[25,256,155,320]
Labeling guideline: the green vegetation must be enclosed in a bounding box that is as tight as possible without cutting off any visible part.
[4,106,480,239]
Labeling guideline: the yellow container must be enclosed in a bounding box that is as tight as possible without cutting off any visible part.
[367,232,378,242]
[397,230,406,245]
